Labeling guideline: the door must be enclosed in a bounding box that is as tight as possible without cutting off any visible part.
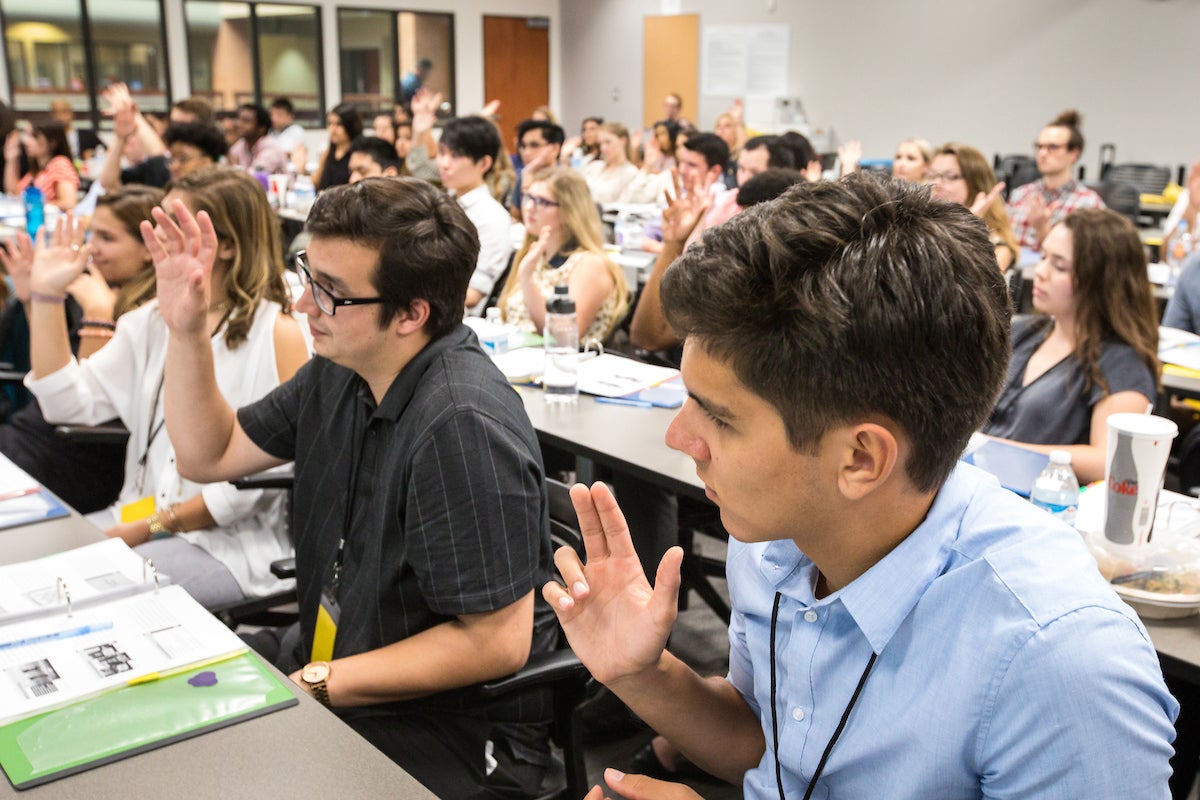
[483,15,549,141]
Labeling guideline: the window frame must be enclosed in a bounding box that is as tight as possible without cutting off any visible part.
[0,0,173,129]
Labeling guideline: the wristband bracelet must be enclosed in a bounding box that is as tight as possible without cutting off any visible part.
[81,318,115,330]
[30,291,65,304]
[163,503,183,533]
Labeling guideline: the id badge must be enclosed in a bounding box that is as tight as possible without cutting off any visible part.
[120,495,156,523]
[311,588,340,663]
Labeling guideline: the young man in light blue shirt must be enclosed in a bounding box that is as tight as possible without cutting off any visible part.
[546,174,1178,799]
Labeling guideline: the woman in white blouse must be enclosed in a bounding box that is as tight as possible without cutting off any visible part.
[582,122,658,204]
[25,167,310,608]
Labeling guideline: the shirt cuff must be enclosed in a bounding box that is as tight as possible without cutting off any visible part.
[24,358,80,396]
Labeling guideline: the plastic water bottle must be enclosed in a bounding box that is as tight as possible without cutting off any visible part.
[293,177,316,213]
[543,285,579,403]
[1167,221,1194,286]
[23,185,43,240]
[480,307,509,355]
[1030,449,1080,525]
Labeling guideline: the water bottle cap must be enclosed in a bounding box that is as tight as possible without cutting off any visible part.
[1048,449,1071,465]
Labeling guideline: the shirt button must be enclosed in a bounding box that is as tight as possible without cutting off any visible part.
[803,610,818,623]
[792,707,805,721]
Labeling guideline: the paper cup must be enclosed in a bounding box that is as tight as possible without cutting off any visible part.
[1103,413,1178,548]
[268,174,289,208]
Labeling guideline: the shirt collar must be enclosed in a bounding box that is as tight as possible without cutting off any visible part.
[358,324,474,422]
[760,463,982,653]
[456,184,490,208]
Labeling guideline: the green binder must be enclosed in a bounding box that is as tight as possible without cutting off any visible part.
[0,651,298,789]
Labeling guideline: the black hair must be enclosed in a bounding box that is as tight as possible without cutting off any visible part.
[516,119,566,146]
[270,97,295,115]
[164,122,229,161]
[440,116,502,170]
[329,103,363,140]
[742,135,795,170]
[306,178,479,339]
[662,173,1010,492]
[348,136,401,173]
[238,104,271,134]
[678,132,729,171]
[736,168,805,207]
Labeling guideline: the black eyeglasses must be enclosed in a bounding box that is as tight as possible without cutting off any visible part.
[294,250,383,316]
[522,194,560,210]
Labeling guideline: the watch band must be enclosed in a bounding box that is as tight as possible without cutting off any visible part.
[310,678,331,708]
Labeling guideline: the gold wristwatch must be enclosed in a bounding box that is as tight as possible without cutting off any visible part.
[300,661,332,707]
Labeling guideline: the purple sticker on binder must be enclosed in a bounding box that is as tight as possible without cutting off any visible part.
[188,671,218,687]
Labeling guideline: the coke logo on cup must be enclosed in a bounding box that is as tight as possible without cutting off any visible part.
[1108,476,1138,497]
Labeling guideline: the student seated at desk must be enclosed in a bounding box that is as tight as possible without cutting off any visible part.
[499,167,628,342]
[927,142,1017,273]
[0,186,162,513]
[983,208,1159,484]
[24,167,310,609]
[547,174,1176,800]
[149,177,557,799]
[3,121,79,210]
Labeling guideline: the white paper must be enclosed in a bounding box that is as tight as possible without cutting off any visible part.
[0,585,247,726]
[577,354,680,398]
[702,24,790,97]
[0,539,165,625]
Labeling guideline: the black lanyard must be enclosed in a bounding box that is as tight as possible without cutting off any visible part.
[329,392,369,593]
[136,373,166,494]
[769,591,878,800]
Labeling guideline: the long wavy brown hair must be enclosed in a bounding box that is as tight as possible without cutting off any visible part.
[97,185,164,319]
[1062,208,1159,393]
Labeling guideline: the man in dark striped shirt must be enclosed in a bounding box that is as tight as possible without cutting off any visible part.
[147,176,557,799]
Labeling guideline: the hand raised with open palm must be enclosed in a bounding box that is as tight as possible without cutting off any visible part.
[139,198,215,337]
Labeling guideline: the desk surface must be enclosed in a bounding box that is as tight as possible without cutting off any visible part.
[517,384,704,500]
[0,508,436,798]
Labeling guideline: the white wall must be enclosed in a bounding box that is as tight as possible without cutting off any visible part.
[561,0,1200,174]
[158,0,560,120]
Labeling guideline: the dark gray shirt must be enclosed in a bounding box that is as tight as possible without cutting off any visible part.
[1163,249,1200,333]
[239,324,555,720]
[984,316,1156,445]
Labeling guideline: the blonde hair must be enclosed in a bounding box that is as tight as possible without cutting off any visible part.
[498,167,628,325]
[600,122,632,164]
[483,116,517,205]
[166,167,289,348]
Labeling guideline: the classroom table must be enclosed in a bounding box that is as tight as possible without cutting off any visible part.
[0,496,436,799]
[516,384,704,501]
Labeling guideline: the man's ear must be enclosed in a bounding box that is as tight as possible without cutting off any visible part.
[382,166,400,178]
[392,297,431,335]
[836,422,899,501]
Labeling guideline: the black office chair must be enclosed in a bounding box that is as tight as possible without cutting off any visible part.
[993,154,1039,198]
[1092,180,1141,225]
[481,477,592,800]
[1103,163,1171,197]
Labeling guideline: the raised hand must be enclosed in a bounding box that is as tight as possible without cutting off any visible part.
[410,88,443,135]
[479,99,501,119]
[560,135,582,164]
[660,169,712,245]
[728,98,744,124]
[838,139,862,176]
[139,198,216,336]
[30,214,90,298]
[518,225,553,278]
[1186,161,1200,214]
[969,182,1006,217]
[541,483,683,687]
[803,158,824,183]
[0,232,35,303]
[3,129,20,162]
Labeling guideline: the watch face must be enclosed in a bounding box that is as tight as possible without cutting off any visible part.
[302,662,330,683]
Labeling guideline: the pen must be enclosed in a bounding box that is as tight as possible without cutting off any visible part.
[0,621,114,652]
[595,397,654,409]
[0,486,42,502]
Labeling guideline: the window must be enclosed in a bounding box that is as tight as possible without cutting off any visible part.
[1,0,168,119]
[337,8,454,116]
[185,0,323,124]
